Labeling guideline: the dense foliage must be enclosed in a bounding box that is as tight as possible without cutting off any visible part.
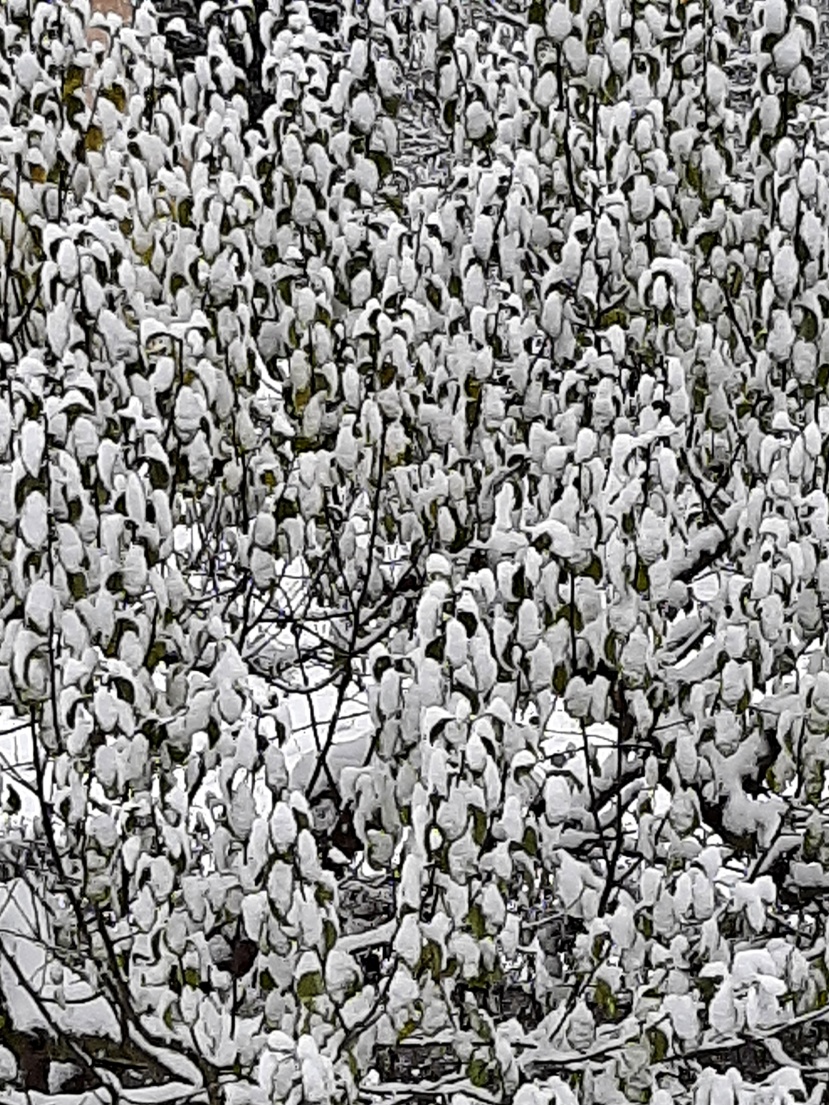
[1,0,829,1102]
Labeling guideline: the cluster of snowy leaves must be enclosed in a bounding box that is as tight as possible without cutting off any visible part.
[1,0,829,1102]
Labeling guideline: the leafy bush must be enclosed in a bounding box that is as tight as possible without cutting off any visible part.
[0,0,827,1102]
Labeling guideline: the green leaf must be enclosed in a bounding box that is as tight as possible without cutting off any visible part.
[296,971,324,1003]
[800,308,819,342]
[555,604,584,632]
[68,571,87,600]
[323,919,337,954]
[207,718,221,747]
[102,84,127,113]
[315,883,333,906]
[807,762,825,805]
[148,457,170,488]
[416,941,442,981]
[581,555,603,581]
[467,904,486,940]
[696,231,718,260]
[647,1026,669,1063]
[471,807,487,845]
[275,498,299,522]
[553,664,568,695]
[170,273,187,298]
[146,641,166,672]
[467,1058,491,1088]
[105,572,124,595]
[369,150,393,179]
[381,190,404,217]
[594,977,617,1020]
[83,125,104,153]
[63,65,85,100]
[177,198,193,227]
[426,282,442,311]
[113,676,135,704]
[634,560,649,593]
[597,307,627,328]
